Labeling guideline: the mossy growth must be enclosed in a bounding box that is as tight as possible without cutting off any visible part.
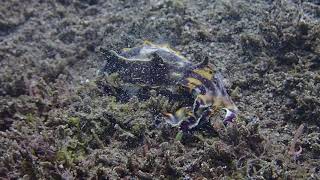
[56,147,85,167]
[26,113,35,124]
[21,159,37,179]
[67,117,80,128]
[24,113,39,129]
[131,123,146,137]
[56,139,86,167]
[56,148,73,167]
[175,131,183,142]
[165,0,186,11]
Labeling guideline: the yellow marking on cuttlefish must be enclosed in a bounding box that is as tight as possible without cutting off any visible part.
[122,48,131,51]
[143,40,153,45]
[197,94,214,106]
[173,107,195,119]
[186,84,196,92]
[212,96,226,110]
[187,77,203,86]
[192,67,214,80]
[186,77,203,92]
[181,77,204,93]
[143,40,188,61]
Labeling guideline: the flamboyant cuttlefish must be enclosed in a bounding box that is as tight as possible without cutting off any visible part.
[100,41,238,132]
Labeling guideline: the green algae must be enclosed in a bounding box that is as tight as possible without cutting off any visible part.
[175,131,183,142]
[56,141,86,167]
[131,122,146,137]
[67,117,80,128]
[26,113,35,124]
[56,149,74,167]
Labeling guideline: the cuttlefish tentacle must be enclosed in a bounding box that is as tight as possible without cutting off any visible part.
[212,73,238,124]
[185,65,238,125]
[165,57,239,130]
[163,106,212,131]
[163,107,195,128]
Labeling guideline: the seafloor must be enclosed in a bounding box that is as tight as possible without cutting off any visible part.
[0,0,320,179]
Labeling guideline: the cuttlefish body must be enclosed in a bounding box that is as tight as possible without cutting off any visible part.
[101,41,238,131]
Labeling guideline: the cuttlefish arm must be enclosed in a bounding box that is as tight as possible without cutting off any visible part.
[213,73,238,124]
[192,72,238,124]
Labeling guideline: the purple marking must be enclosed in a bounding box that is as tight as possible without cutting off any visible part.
[223,109,237,125]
